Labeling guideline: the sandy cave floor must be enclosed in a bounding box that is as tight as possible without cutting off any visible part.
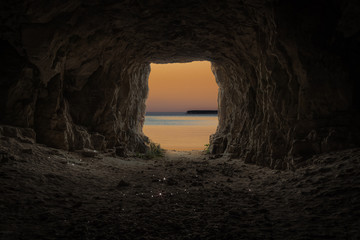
[0,138,360,240]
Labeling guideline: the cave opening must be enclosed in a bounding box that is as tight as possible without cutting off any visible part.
[143,61,219,151]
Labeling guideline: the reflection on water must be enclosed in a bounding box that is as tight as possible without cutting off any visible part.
[143,112,218,151]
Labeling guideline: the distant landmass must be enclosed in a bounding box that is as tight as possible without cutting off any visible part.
[186,110,218,114]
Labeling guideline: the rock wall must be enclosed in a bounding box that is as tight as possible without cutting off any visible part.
[210,0,360,168]
[0,0,359,168]
[0,0,150,152]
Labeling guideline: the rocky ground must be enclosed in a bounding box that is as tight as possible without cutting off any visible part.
[1,136,360,240]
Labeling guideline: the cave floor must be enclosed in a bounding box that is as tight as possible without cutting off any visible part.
[1,138,360,240]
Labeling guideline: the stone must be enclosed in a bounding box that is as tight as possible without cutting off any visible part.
[115,146,128,158]
[0,0,359,169]
[0,125,36,144]
[80,148,98,158]
[91,133,106,151]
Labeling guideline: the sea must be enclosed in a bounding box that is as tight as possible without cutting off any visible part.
[143,112,218,151]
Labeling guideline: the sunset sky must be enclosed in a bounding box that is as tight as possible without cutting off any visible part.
[146,61,218,112]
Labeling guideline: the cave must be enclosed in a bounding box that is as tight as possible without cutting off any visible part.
[1,0,360,239]
[1,0,359,168]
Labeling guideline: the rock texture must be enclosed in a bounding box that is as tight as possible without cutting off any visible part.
[1,0,359,168]
[210,0,360,168]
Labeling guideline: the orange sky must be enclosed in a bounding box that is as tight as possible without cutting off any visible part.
[146,61,218,112]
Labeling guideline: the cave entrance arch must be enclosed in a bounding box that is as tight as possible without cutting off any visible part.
[143,61,219,151]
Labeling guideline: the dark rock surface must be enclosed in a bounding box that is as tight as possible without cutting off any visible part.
[1,0,360,168]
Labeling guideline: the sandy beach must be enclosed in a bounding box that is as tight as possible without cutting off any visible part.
[143,125,217,150]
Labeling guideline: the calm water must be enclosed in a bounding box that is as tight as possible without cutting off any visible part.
[143,112,218,150]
